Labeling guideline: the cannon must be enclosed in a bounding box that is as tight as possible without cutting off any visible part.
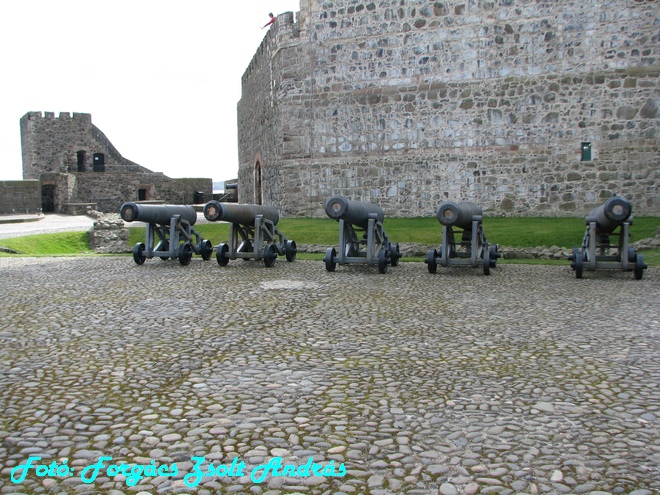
[323,196,401,273]
[120,202,213,266]
[425,201,500,275]
[568,197,647,279]
[203,201,296,267]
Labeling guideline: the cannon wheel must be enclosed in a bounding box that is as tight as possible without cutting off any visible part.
[490,245,499,267]
[178,243,193,266]
[483,246,491,275]
[390,244,401,266]
[569,247,579,262]
[200,239,213,261]
[426,249,438,274]
[378,248,390,274]
[634,254,646,280]
[573,252,584,279]
[263,244,277,268]
[216,243,229,266]
[324,248,337,272]
[628,247,637,263]
[159,240,170,260]
[133,243,146,265]
[285,240,297,262]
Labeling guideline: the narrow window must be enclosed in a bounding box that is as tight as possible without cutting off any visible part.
[77,150,86,172]
[581,142,592,161]
[254,161,263,205]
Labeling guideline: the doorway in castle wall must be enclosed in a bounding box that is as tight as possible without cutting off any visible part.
[254,161,263,205]
[42,185,56,213]
[76,150,86,172]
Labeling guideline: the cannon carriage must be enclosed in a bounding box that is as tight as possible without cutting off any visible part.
[120,202,213,266]
[203,201,296,268]
[425,201,500,275]
[322,196,401,273]
[568,197,647,279]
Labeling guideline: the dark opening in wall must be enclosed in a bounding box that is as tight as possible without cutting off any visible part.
[255,161,263,205]
[77,150,87,172]
[42,184,56,212]
[138,188,148,201]
[93,153,105,172]
[581,142,592,161]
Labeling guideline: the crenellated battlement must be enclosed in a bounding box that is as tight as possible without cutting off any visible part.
[22,111,92,123]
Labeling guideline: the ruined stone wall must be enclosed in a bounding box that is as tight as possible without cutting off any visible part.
[238,0,660,217]
[20,111,212,213]
[20,112,146,179]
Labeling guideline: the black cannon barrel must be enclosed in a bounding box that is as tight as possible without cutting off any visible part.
[324,195,385,229]
[436,201,482,229]
[120,202,197,226]
[587,197,632,233]
[203,201,280,226]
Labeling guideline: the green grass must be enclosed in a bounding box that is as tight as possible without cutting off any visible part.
[126,216,659,249]
[0,232,91,255]
[3,217,659,266]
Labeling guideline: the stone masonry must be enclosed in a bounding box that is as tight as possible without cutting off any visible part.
[20,112,212,213]
[0,180,40,215]
[238,0,659,218]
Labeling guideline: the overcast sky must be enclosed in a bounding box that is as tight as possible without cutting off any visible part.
[0,0,301,183]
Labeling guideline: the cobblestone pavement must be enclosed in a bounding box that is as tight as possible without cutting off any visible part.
[0,257,658,495]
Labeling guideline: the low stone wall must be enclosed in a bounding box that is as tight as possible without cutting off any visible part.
[64,203,98,215]
[0,180,41,215]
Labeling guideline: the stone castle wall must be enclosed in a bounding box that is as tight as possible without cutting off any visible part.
[238,0,659,217]
[20,112,212,213]
[20,112,147,179]
[0,181,41,215]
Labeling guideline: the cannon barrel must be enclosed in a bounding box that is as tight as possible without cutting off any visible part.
[120,202,197,226]
[203,201,280,226]
[586,197,632,233]
[325,196,385,229]
[436,201,482,229]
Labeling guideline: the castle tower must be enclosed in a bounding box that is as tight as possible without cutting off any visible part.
[20,111,212,213]
[238,0,659,217]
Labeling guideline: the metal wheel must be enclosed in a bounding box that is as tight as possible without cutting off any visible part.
[573,252,583,279]
[483,247,491,275]
[569,247,579,261]
[159,240,170,260]
[263,244,277,268]
[426,249,438,274]
[378,248,390,274]
[285,240,297,262]
[634,254,647,280]
[216,243,229,266]
[490,245,500,267]
[390,244,401,266]
[200,239,213,261]
[132,243,146,265]
[628,247,637,263]
[324,247,337,272]
[178,243,193,266]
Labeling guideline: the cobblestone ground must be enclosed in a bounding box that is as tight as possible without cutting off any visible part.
[0,257,658,495]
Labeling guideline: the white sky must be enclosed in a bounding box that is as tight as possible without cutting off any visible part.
[0,0,301,183]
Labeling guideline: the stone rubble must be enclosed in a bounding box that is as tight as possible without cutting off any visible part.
[87,210,131,254]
